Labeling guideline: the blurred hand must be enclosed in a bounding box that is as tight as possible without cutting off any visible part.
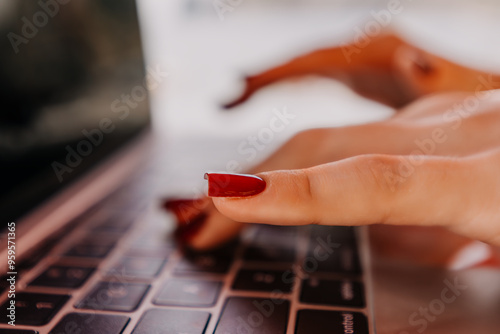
[223,34,500,109]
[167,90,500,249]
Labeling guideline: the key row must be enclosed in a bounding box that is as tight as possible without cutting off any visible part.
[0,274,364,327]
[0,298,368,334]
[59,225,360,272]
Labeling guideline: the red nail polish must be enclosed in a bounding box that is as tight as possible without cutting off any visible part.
[162,198,205,223]
[204,173,266,197]
[174,212,207,244]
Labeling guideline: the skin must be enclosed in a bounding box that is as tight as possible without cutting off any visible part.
[166,33,500,251]
[187,90,500,250]
[223,34,500,109]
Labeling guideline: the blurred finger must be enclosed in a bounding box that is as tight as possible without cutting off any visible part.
[162,197,209,223]
[185,205,246,250]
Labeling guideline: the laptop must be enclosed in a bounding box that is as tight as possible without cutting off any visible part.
[1,1,500,333]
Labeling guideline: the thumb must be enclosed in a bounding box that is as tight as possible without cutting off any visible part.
[206,153,500,244]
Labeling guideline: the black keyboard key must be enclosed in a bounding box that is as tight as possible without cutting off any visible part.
[301,278,365,308]
[64,237,116,259]
[76,281,149,312]
[132,308,210,334]
[49,312,129,334]
[309,225,356,241]
[107,256,166,280]
[17,239,58,272]
[65,243,113,258]
[0,293,69,326]
[174,244,237,275]
[129,231,174,256]
[154,278,221,307]
[295,310,369,334]
[243,246,295,263]
[215,297,289,334]
[232,269,294,293]
[0,330,38,334]
[252,225,297,244]
[245,226,297,263]
[30,266,95,288]
[91,215,135,233]
[307,228,361,274]
[317,243,361,274]
[175,254,231,274]
[175,242,237,275]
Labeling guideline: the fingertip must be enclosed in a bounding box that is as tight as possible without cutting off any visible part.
[185,210,246,250]
[208,170,314,226]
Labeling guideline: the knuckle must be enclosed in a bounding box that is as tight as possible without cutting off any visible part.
[290,169,319,224]
[353,154,412,223]
[356,154,408,194]
[292,169,314,203]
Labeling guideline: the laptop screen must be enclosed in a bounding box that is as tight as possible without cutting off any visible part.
[0,0,150,224]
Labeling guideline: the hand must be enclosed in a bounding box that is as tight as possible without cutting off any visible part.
[222,34,500,109]
[211,90,500,246]
[167,90,500,249]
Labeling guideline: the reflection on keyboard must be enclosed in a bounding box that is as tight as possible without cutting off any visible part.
[0,181,371,334]
[154,278,222,307]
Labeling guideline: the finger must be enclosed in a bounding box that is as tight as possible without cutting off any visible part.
[185,123,444,251]
[191,105,500,251]
[163,198,245,250]
[223,33,404,109]
[248,125,422,172]
[208,151,500,245]
[183,205,246,250]
[186,123,412,250]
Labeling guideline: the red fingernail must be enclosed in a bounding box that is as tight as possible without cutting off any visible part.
[174,212,207,244]
[204,173,266,197]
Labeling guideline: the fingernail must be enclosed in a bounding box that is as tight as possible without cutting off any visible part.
[174,212,208,244]
[204,173,266,197]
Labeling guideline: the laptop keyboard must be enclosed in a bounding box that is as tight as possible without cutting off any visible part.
[29,266,96,289]
[50,313,129,334]
[0,293,69,326]
[0,181,372,334]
